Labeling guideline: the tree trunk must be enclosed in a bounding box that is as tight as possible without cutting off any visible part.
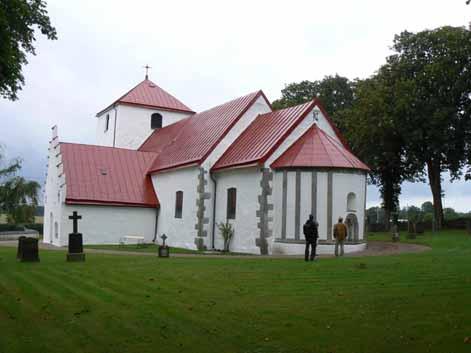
[384,208,391,232]
[427,160,444,230]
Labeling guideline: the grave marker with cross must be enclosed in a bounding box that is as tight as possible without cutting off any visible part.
[67,211,86,262]
[158,233,169,258]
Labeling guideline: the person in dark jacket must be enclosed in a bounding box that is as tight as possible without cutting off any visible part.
[303,215,319,261]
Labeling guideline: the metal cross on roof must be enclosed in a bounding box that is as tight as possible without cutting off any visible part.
[68,211,82,234]
[143,65,152,80]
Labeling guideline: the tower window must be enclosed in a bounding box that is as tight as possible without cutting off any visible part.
[151,113,163,129]
[105,114,110,132]
[227,188,237,219]
[175,191,183,218]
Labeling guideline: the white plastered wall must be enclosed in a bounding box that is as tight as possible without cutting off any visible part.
[58,204,157,246]
[96,104,192,149]
[151,167,200,249]
[213,167,262,254]
[43,137,66,247]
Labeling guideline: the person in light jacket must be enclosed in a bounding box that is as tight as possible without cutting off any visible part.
[333,217,347,257]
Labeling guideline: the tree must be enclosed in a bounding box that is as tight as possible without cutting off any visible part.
[387,26,471,229]
[421,201,434,213]
[0,147,39,224]
[339,72,420,229]
[272,75,355,130]
[0,0,57,100]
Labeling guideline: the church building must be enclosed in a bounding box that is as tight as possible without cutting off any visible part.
[43,77,369,255]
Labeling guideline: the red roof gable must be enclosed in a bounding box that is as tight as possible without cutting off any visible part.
[60,143,159,207]
[144,90,270,173]
[97,79,194,116]
[212,100,314,171]
[139,117,190,154]
[271,125,369,171]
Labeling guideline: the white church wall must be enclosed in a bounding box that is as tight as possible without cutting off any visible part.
[214,167,261,254]
[332,171,367,239]
[43,134,66,247]
[96,104,192,149]
[115,105,192,150]
[151,167,200,249]
[95,107,116,147]
[59,204,157,246]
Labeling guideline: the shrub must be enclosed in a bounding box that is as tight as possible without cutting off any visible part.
[217,222,234,252]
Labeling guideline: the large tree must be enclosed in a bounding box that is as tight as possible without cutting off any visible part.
[0,147,39,224]
[338,72,420,229]
[272,74,355,130]
[0,0,57,100]
[387,26,471,229]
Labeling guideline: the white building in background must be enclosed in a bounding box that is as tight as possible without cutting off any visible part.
[43,77,369,255]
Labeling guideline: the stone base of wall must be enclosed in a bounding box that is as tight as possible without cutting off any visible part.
[271,240,367,255]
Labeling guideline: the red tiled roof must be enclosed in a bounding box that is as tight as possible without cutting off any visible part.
[212,101,315,171]
[139,117,190,153]
[271,125,369,171]
[60,143,159,207]
[97,79,194,116]
[144,90,270,173]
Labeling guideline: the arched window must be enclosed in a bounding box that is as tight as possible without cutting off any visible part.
[347,192,357,211]
[104,114,110,132]
[151,113,163,129]
[227,188,237,219]
[175,191,183,218]
[54,222,59,239]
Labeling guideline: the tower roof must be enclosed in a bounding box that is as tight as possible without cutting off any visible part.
[270,125,369,171]
[96,79,194,116]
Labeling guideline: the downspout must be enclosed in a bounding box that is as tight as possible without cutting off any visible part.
[112,106,118,147]
[210,172,217,249]
[152,207,160,243]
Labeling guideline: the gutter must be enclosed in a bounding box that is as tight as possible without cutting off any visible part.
[210,172,217,249]
[153,207,160,243]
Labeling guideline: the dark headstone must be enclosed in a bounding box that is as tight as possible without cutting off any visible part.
[19,237,40,262]
[17,236,26,260]
[416,222,425,234]
[466,220,471,236]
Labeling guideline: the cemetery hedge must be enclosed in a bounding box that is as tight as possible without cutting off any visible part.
[0,230,470,353]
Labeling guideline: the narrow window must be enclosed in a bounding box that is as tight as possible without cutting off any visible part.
[175,191,183,218]
[227,187,237,219]
[347,192,357,211]
[105,114,110,132]
[151,113,163,129]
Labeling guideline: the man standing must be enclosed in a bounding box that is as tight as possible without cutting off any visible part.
[303,215,319,261]
[333,217,347,257]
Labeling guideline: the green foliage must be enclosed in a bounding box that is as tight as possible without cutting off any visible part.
[421,201,434,213]
[386,26,471,228]
[217,221,234,252]
[272,74,355,130]
[0,147,40,224]
[0,0,57,100]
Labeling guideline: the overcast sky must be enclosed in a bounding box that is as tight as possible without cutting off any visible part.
[1,0,470,211]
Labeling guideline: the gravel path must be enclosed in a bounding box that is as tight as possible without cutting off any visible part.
[0,240,430,259]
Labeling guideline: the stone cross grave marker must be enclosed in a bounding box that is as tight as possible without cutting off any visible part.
[67,211,86,262]
[158,233,169,257]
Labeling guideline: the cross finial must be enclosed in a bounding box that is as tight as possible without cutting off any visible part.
[143,65,151,80]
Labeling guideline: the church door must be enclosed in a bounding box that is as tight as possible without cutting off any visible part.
[345,213,359,242]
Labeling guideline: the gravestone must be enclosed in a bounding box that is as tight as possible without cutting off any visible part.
[16,236,26,260]
[67,211,85,262]
[158,234,169,258]
[466,220,471,236]
[18,237,40,262]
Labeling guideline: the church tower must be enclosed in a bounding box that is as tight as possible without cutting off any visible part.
[95,76,194,149]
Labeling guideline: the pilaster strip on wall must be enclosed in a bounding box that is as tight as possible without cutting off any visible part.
[363,172,367,240]
[294,170,301,240]
[256,168,274,255]
[327,171,333,241]
[311,171,317,221]
[194,168,210,250]
[281,170,288,240]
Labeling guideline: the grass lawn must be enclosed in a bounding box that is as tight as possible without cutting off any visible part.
[1,230,470,353]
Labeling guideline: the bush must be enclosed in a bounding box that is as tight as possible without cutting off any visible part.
[0,224,24,232]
